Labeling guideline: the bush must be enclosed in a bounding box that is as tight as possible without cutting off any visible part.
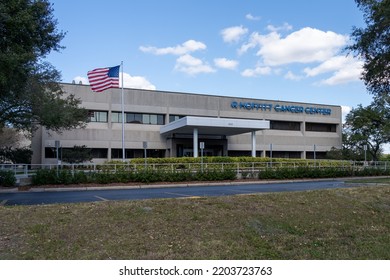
[32,169,58,185]
[258,166,389,180]
[0,170,16,187]
[31,167,237,186]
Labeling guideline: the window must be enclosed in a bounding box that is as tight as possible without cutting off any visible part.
[157,115,164,125]
[169,115,185,123]
[91,148,108,158]
[126,113,142,124]
[44,147,56,158]
[270,120,301,131]
[306,122,337,132]
[89,111,108,122]
[112,112,165,125]
[142,114,150,124]
[111,148,123,159]
[111,112,122,123]
[150,114,157,125]
[111,148,165,159]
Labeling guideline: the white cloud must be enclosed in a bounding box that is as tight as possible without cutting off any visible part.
[241,66,272,77]
[266,23,293,32]
[341,105,352,123]
[120,73,156,90]
[284,71,303,81]
[139,40,206,55]
[257,27,348,66]
[73,76,88,85]
[320,67,362,85]
[214,58,238,70]
[304,56,360,77]
[175,54,216,75]
[304,56,363,85]
[221,25,248,43]
[76,73,156,90]
[239,27,347,65]
[246,14,261,21]
[238,31,280,55]
[238,27,358,85]
[140,40,215,76]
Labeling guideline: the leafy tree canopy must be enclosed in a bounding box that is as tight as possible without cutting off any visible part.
[348,0,390,100]
[344,101,390,161]
[62,145,92,164]
[0,0,87,132]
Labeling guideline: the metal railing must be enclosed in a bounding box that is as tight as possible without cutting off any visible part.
[1,161,389,179]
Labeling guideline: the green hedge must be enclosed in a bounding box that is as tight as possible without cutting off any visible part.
[0,170,16,187]
[31,160,389,186]
[258,166,390,180]
[32,168,237,186]
[101,158,352,172]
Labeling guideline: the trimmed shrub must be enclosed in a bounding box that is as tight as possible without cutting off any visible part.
[0,170,16,187]
[258,166,390,180]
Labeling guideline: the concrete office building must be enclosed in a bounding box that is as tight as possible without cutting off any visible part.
[31,83,342,164]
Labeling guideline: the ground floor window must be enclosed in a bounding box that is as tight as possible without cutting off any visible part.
[111,149,165,159]
[306,151,327,159]
[265,151,302,159]
[228,151,262,157]
[44,147,56,158]
[91,148,108,158]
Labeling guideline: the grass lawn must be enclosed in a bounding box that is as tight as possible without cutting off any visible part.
[1,185,389,260]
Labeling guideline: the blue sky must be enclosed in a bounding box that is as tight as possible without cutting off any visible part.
[47,0,372,119]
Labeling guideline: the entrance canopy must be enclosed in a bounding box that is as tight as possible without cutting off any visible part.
[160,116,270,136]
[161,116,269,158]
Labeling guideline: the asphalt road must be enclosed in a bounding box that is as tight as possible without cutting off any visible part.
[0,180,367,206]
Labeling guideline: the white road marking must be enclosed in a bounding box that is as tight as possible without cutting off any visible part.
[227,189,256,193]
[94,195,109,201]
[164,192,196,197]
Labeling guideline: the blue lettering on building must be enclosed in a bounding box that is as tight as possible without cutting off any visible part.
[231,101,331,115]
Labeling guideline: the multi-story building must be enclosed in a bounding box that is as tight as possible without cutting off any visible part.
[32,83,342,164]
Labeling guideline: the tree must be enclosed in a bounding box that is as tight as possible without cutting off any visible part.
[0,147,32,164]
[348,0,390,100]
[0,0,87,132]
[62,145,92,164]
[341,131,366,160]
[0,127,21,148]
[0,126,32,163]
[344,101,390,161]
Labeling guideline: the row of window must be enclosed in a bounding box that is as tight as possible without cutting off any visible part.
[89,111,165,125]
[45,148,164,159]
[89,112,186,125]
[88,111,337,132]
[270,121,337,132]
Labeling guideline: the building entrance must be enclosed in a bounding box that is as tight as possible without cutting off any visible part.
[173,138,227,157]
[177,143,225,157]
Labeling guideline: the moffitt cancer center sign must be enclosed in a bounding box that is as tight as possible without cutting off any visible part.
[231,101,332,116]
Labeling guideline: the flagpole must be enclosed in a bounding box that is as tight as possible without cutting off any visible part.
[121,61,125,161]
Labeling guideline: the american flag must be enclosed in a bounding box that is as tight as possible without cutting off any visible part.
[87,65,120,92]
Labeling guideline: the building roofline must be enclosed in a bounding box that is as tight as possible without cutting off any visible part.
[60,82,342,109]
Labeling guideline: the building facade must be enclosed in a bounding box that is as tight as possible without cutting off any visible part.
[32,83,342,164]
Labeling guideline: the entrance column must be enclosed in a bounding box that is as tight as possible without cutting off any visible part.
[193,128,198,158]
[251,131,256,157]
